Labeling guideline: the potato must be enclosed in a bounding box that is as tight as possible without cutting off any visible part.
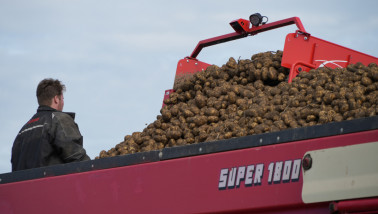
[195,94,207,108]
[99,51,377,158]
[193,115,208,127]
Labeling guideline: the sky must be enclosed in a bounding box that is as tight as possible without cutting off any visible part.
[1,0,377,174]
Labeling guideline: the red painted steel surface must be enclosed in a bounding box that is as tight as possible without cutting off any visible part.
[162,58,210,107]
[282,33,378,82]
[230,19,250,33]
[175,58,211,77]
[1,130,377,214]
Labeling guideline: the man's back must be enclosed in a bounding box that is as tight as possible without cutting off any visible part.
[11,106,89,171]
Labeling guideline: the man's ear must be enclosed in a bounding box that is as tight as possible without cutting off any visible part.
[53,95,59,104]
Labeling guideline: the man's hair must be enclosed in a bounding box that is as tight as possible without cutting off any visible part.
[36,78,66,106]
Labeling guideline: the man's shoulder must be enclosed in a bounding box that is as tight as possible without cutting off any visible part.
[52,111,76,120]
[37,106,75,120]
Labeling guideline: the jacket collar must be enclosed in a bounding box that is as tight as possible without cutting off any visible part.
[37,105,58,112]
[37,105,76,119]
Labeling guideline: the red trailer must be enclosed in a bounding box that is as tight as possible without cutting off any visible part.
[1,14,378,214]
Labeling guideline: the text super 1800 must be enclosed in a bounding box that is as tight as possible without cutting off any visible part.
[218,159,301,190]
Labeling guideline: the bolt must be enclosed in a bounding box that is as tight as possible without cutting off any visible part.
[302,154,312,170]
[298,67,302,72]
[329,202,338,213]
[304,36,308,40]
[199,147,202,152]
[159,151,163,159]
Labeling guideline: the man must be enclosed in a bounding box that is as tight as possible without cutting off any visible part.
[11,78,90,171]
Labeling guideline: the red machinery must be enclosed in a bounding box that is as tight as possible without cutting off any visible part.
[164,14,378,107]
[1,15,378,214]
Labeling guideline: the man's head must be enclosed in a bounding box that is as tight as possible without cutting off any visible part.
[36,78,66,111]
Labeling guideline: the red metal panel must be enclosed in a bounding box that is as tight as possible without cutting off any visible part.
[162,58,210,107]
[282,33,378,82]
[175,58,211,77]
[1,130,377,214]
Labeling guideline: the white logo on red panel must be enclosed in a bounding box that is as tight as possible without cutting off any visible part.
[315,60,348,68]
[218,159,302,190]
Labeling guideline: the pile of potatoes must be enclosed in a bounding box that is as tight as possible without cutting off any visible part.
[97,51,378,158]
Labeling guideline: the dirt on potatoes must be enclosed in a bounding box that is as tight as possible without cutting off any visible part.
[97,51,378,159]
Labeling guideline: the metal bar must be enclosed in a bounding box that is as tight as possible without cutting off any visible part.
[246,17,307,35]
[189,32,246,58]
[189,17,307,59]
[330,197,378,213]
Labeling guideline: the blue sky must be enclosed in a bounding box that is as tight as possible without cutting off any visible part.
[1,0,377,173]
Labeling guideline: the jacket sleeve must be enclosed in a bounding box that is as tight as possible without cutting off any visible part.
[51,113,91,162]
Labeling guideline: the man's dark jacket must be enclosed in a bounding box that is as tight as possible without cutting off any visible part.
[11,106,90,171]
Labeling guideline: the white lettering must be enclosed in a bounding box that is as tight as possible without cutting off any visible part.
[218,169,228,189]
[245,165,254,186]
[236,166,246,187]
[273,161,283,183]
[227,167,237,188]
[254,164,264,185]
[218,159,301,190]
[291,159,301,181]
[268,162,274,183]
[282,160,292,182]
